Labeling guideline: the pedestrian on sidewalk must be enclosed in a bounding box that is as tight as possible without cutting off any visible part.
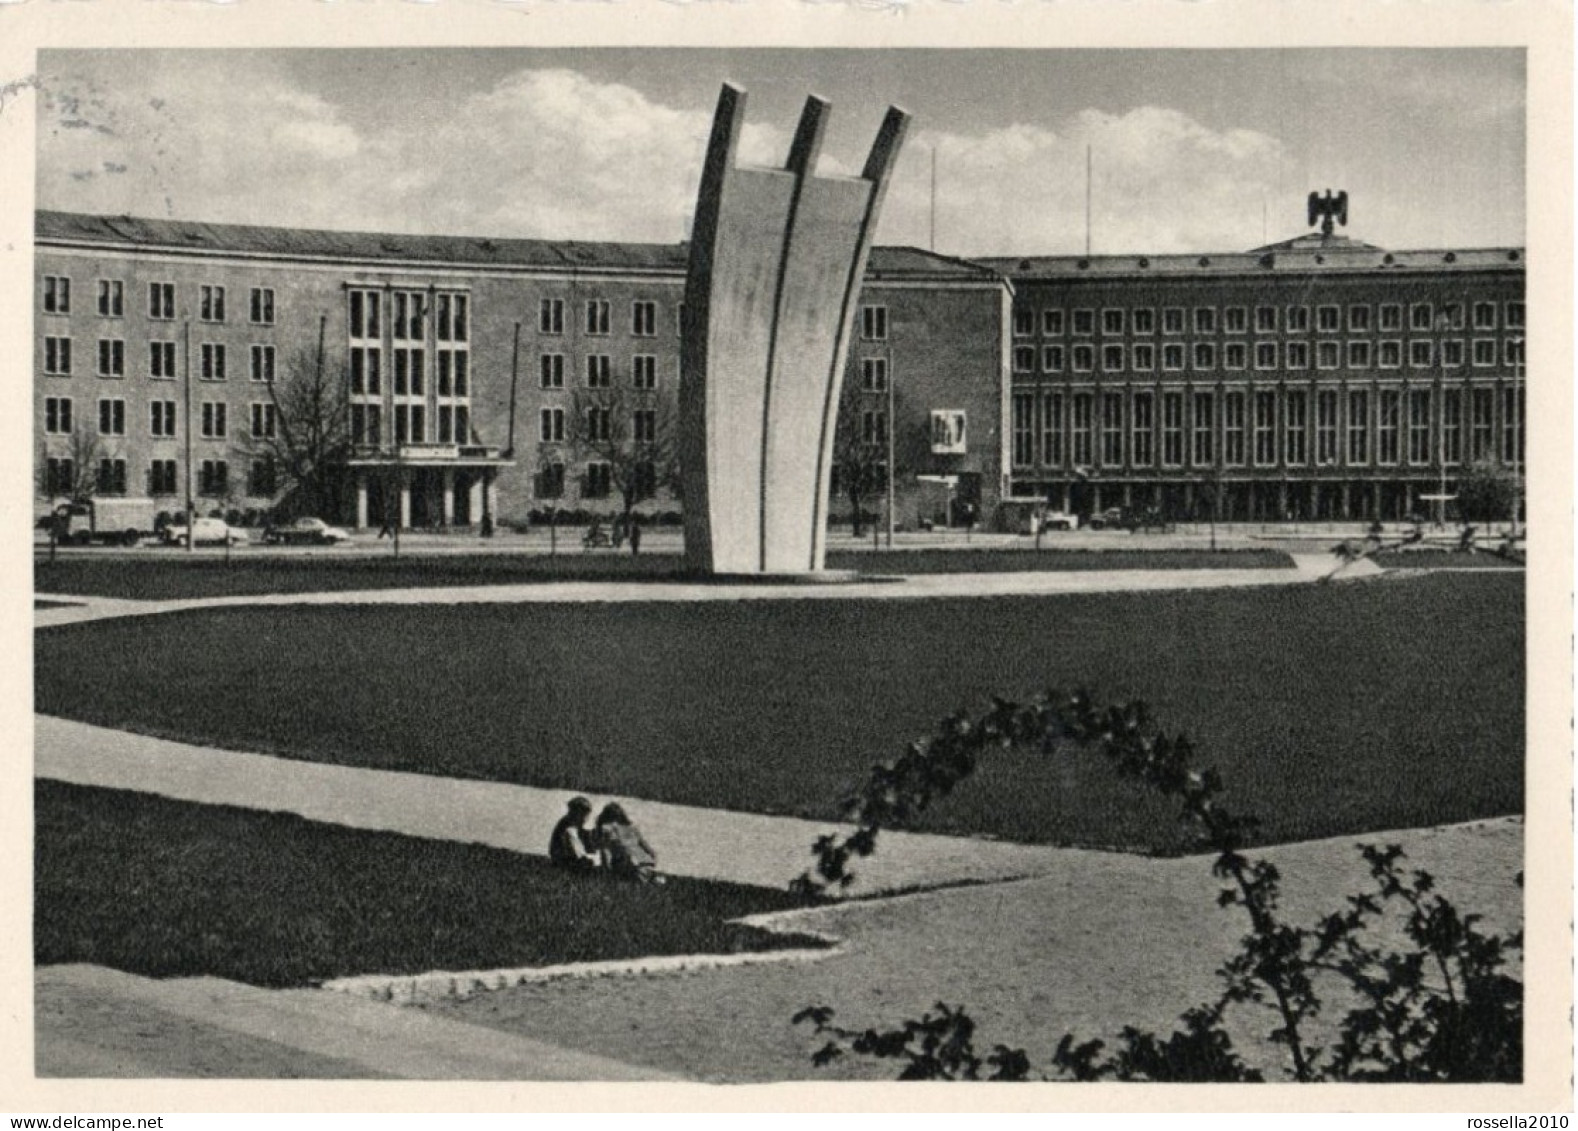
[549,796,599,872]
[629,521,642,556]
[594,803,663,883]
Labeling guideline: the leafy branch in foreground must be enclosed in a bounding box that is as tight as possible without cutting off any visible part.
[792,691,1521,1083]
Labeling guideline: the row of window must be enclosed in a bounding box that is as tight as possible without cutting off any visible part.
[42,455,272,499]
[347,403,473,446]
[1012,337,1526,376]
[1008,386,1525,471]
[533,460,658,501]
[348,346,471,399]
[41,338,279,382]
[1013,301,1526,338]
[537,407,661,444]
[348,289,470,343]
[42,277,278,325]
[42,395,280,441]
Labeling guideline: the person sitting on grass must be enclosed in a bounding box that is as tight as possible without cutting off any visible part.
[594,802,663,883]
[549,796,599,872]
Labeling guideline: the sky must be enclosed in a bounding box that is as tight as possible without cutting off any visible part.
[35,48,1525,258]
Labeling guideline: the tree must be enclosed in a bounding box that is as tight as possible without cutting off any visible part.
[1454,458,1518,525]
[568,386,679,531]
[238,342,353,522]
[38,427,104,506]
[831,377,913,537]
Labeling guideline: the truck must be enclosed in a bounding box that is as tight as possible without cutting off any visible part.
[43,498,165,547]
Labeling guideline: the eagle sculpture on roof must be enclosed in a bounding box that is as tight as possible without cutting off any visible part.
[1308,189,1349,236]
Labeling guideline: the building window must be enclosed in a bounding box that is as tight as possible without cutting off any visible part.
[1101,309,1124,335]
[1347,341,1372,369]
[1162,343,1185,371]
[862,357,889,392]
[540,354,565,389]
[539,298,564,335]
[44,396,74,435]
[1284,390,1307,466]
[249,287,276,326]
[1377,391,1401,465]
[862,306,889,341]
[1132,309,1155,335]
[200,459,229,497]
[1347,390,1370,465]
[536,461,566,499]
[1443,389,1463,465]
[249,457,278,497]
[250,403,277,439]
[1472,339,1497,367]
[1223,307,1247,334]
[1472,302,1497,330]
[1378,340,1402,369]
[1286,341,1309,370]
[200,285,226,323]
[1011,394,1034,468]
[540,407,565,443]
[1317,305,1340,333]
[350,347,383,395]
[1409,339,1434,368]
[436,349,469,397]
[44,336,72,376]
[1041,345,1065,373]
[586,406,611,443]
[350,403,382,446]
[1102,344,1124,373]
[1441,302,1465,330]
[1470,388,1494,460]
[1505,302,1525,329]
[1101,392,1124,465]
[1502,387,1523,464]
[862,410,888,445]
[1042,393,1065,466]
[1285,306,1310,333]
[1505,338,1525,365]
[349,289,380,339]
[1072,344,1095,373]
[149,400,177,438]
[393,403,426,444]
[585,300,610,336]
[1193,307,1217,334]
[200,402,227,439]
[1379,304,1402,332]
[1223,391,1246,466]
[98,397,126,436]
[149,459,178,496]
[1223,342,1247,370]
[250,344,275,383]
[1253,391,1276,466]
[1012,309,1034,338]
[585,355,612,388]
[1192,342,1215,371]
[1441,339,1465,367]
[1130,392,1153,467]
[585,461,612,499]
[1012,345,1036,374]
[1162,308,1185,335]
[43,275,71,314]
[1316,341,1339,370]
[1408,390,1432,465]
[434,292,468,343]
[97,458,127,497]
[1191,391,1212,466]
[200,343,227,381]
[149,341,176,380]
[1348,305,1370,332]
[1072,309,1095,336]
[1409,303,1433,332]
[44,458,75,496]
[1254,306,1277,333]
[1132,343,1155,372]
[633,408,657,444]
[1254,342,1277,370]
[97,279,124,318]
[632,300,657,337]
[1161,392,1183,468]
[1041,309,1064,336]
[1071,393,1093,467]
[148,282,175,321]
[633,354,658,390]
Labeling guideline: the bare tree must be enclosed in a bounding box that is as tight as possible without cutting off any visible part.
[37,428,104,506]
[831,378,912,537]
[568,386,679,531]
[238,343,353,521]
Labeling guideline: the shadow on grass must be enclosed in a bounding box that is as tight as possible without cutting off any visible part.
[35,781,826,989]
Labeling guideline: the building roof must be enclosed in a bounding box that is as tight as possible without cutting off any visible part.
[978,229,1524,282]
[35,210,1003,283]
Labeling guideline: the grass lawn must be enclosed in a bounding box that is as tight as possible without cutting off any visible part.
[1372,551,1525,570]
[35,573,1523,853]
[33,548,1291,601]
[35,781,821,988]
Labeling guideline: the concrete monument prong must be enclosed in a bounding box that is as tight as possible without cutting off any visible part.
[680,83,910,575]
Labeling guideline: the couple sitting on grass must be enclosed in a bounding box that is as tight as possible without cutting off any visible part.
[549,796,664,883]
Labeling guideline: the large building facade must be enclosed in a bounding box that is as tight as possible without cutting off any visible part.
[33,210,1523,532]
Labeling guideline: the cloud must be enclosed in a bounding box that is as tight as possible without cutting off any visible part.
[37,60,1299,257]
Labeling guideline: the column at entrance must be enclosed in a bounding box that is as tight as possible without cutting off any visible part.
[399,483,412,529]
[356,476,369,530]
[469,477,484,525]
[442,468,456,527]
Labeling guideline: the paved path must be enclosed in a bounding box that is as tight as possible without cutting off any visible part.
[33,553,1376,629]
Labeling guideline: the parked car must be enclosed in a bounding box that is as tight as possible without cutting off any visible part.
[1086,506,1173,533]
[262,516,352,546]
[162,517,248,546]
[1037,510,1079,532]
